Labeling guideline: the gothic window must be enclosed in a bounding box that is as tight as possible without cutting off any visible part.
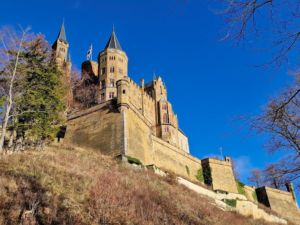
[110,67,114,73]
[162,104,166,109]
[119,68,123,74]
[101,93,105,101]
[109,79,114,87]
[109,92,114,99]
[165,126,169,132]
[101,80,105,89]
[163,114,168,123]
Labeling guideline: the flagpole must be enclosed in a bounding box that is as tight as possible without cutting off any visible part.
[91,43,92,61]
[219,147,223,160]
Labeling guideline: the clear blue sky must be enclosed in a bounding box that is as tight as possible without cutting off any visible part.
[0,0,292,186]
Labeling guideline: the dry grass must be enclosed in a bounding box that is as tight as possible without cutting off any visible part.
[0,143,287,225]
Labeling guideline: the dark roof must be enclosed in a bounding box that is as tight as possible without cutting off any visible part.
[57,20,67,43]
[104,28,122,51]
[67,52,71,62]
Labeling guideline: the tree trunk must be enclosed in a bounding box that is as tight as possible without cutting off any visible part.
[8,130,14,149]
[40,140,45,152]
[14,131,24,152]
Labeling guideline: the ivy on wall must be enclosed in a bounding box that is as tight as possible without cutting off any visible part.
[252,191,258,202]
[185,165,190,176]
[225,199,236,208]
[195,168,204,182]
[124,155,143,166]
[235,181,247,197]
[202,165,213,185]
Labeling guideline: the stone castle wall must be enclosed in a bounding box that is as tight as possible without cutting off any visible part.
[64,102,123,157]
[201,158,238,193]
[256,186,300,224]
[244,185,257,202]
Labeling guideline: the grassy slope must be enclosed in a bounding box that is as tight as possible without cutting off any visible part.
[0,144,285,225]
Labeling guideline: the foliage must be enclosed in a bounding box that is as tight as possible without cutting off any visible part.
[225,199,236,208]
[216,189,229,195]
[0,144,279,225]
[235,181,247,197]
[203,165,213,185]
[252,191,258,202]
[124,155,143,166]
[195,168,204,182]
[112,97,117,104]
[185,165,190,176]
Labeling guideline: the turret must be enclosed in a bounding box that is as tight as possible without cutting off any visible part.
[52,19,69,63]
[97,26,128,102]
[116,78,129,113]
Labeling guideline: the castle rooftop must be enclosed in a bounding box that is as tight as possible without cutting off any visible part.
[104,27,122,51]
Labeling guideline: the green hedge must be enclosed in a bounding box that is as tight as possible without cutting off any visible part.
[216,189,229,195]
[225,199,236,207]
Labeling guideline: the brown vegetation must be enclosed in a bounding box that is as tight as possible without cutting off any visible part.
[0,144,286,224]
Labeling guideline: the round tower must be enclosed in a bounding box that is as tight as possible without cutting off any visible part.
[116,79,129,113]
[97,27,128,102]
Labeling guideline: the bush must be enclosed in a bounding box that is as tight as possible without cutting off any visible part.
[203,165,213,185]
[235,181,247,197]
[185,165,190,176]
[195,168,204,182]
[124,155,143,166]
[225,199,237,207]
[216,189,229,195]
[252,191,258,202]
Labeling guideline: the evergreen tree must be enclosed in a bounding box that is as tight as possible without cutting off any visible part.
[15,34,66,151]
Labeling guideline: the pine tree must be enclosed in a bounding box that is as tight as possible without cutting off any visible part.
[15,34,66,151]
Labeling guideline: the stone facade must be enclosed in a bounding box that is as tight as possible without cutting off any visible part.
[59,25,300,222]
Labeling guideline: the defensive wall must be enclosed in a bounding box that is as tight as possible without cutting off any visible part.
[256,186,300,224]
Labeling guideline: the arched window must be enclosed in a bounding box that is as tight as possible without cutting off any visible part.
[110,67,114,72]
[163,114,168,123]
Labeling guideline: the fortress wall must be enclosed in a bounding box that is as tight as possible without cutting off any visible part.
[256,186,300,224]
[152,136,202,183]
[178,130,189,153]
[244,185,257,202]
[126,107,154,165]
[202,158,238,193]
[127,78,156,123]
[64,102,123,157]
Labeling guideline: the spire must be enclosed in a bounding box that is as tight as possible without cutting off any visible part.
[153,71,156,80]
[67,51,71,62]
[56,19,67,43]
[104,26,122,51]
[58,48,61,58]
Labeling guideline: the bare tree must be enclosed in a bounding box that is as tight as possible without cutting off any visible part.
[263,163,287,189]
[0,26,30,153]
[231,157,241,181]
[247,168,264,188]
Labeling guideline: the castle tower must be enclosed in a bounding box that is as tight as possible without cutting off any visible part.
[97,27,128,102]
[52,20,69,64]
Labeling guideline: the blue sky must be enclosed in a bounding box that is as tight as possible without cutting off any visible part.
[0,0,292,186]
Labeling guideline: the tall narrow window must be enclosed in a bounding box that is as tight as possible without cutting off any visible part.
[165,126,169,132]
[163,114,168,123]
[101,67,105,75]
[109,79,114,87]
[162,104,166,109]
[109,92,114,99]
[119,68,123,74]
[101,80,105,89]
[110,67,114,72]
[101,93,105,101]
[160,86,162,95]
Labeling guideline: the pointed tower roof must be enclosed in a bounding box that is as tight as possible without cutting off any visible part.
[56,20,68,43]
[67,51,71,62]
[104,26,122,51]
[153,71,156,80]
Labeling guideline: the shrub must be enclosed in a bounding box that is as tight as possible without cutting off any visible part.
[124,155,143,166]
[252,191,258,202]
[225,199,237,207]
[185,165,190,176]
[235,181,247,197]
[216,189,229,195]
[203,165,213,185]
[195,168,204,182]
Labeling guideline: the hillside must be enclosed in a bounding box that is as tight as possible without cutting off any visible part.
[0,144,289,225]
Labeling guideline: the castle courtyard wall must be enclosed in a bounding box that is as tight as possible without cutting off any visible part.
[201,158,238,193]
[244,185,257,202]
[64,102,123,157]
[256,186,300,224]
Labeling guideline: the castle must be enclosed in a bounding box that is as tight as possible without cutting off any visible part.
[53,21,300,224]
